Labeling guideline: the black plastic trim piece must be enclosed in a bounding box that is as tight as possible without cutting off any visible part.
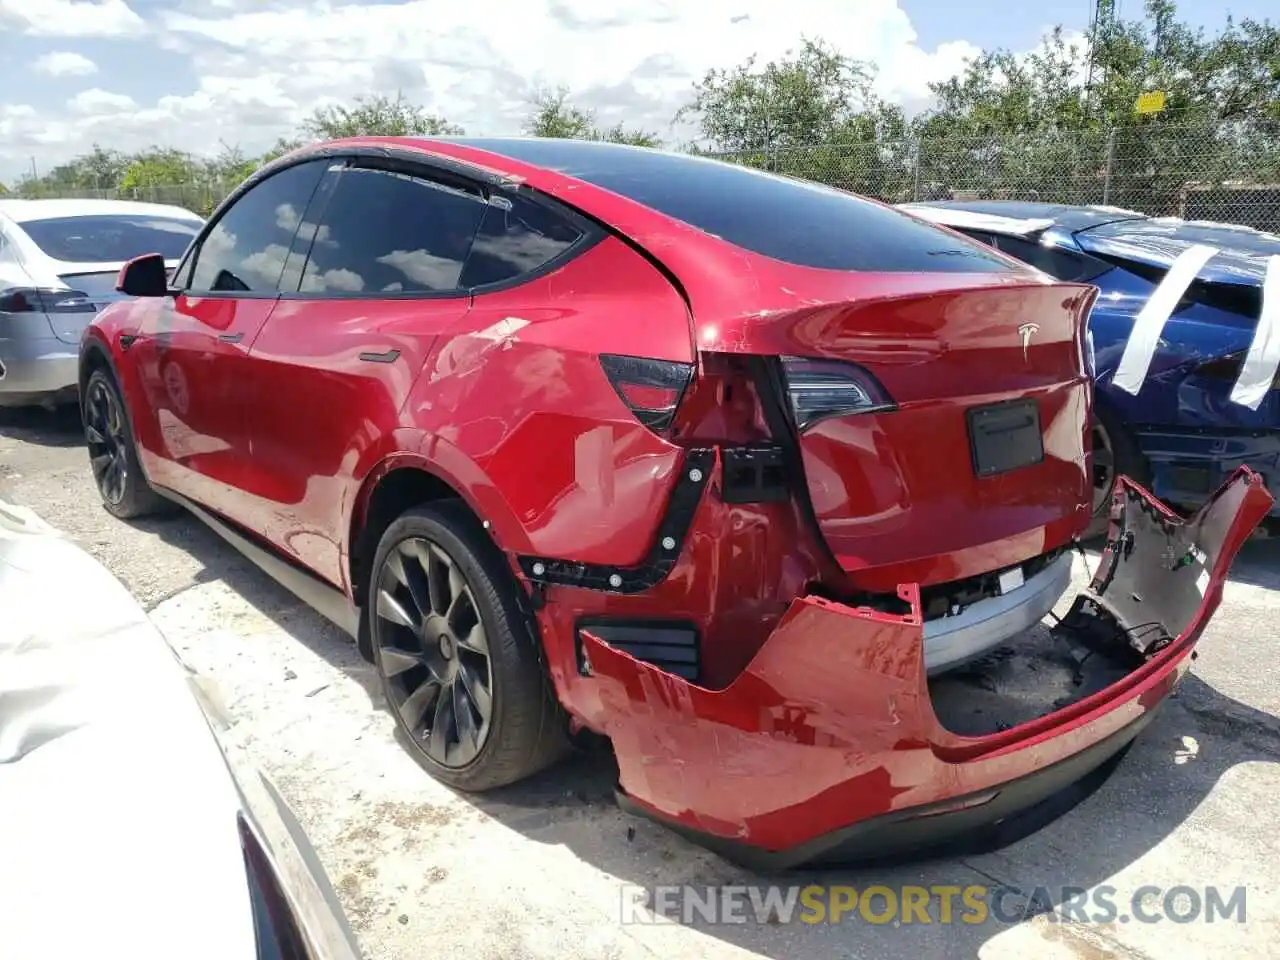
[218,332,244,343]
[967,398,1045,479]
[576,618,701,680]
[358,349,400,363]
[720,443,788,503]
[517,447,715,594]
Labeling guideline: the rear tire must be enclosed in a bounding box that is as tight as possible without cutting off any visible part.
[368,500,567,791]
[83,367,170,520]
[1088,405,1148,538]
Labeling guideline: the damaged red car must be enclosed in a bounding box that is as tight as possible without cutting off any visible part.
[80,137,1273,868]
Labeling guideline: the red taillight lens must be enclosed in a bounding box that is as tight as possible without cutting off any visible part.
[600,354,694,434]
[780,357,895,430]
[0,286,96,314]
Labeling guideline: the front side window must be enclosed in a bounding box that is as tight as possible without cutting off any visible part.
[21,214,201,263]
[188,160,328,294]
[297,166,488,295]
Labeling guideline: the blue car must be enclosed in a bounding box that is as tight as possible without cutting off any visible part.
[901,200,1280,527]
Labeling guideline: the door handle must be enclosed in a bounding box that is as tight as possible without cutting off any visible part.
[359,349,400,363]
[218,332,244,343]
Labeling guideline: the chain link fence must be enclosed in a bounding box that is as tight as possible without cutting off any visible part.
[7,180,235,217]
[16,119,1280,229]
[709,120,1280,230]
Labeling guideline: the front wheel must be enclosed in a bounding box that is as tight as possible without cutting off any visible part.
[368,501,567,791]
[83,368,170,520]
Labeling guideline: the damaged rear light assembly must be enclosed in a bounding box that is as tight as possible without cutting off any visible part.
[599,353,694,434]
[779,356,896,429]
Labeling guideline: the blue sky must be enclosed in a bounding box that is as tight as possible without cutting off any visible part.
[901,0,1276,50]
[0,0,1271,185]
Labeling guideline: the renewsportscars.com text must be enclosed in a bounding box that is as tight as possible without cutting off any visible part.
[620,884,1248,927]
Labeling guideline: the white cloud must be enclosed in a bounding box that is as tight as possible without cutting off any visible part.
[68,88,138,113]
[0,0,146,37]
[33,51,100,76]
[0,0,996,181]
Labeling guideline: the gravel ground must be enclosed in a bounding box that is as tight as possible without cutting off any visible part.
[4,404,1280,960]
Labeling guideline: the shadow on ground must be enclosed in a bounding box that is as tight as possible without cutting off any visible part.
[126,501,1280,958]
[0,404,84,449]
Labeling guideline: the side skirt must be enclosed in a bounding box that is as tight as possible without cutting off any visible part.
[156,486,361,639]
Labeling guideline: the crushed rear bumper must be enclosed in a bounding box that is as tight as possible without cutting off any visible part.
[582,468,1272,869]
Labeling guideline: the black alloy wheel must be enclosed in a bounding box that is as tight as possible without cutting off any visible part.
[375,535,494,768]
[85,374,129,506]
[1091,418,1115,516]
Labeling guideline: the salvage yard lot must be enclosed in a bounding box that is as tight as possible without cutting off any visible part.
[4,406,1280,960]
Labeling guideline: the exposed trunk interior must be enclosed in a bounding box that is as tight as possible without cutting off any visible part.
[929,468,1268,737]
[928,612,1144,736]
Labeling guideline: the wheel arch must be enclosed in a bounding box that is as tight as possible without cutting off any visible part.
[346,452,531,613]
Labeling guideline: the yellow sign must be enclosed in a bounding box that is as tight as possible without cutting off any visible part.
[1136,91,1167,114]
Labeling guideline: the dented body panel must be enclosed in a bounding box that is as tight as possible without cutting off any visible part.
[576,469,1271,868]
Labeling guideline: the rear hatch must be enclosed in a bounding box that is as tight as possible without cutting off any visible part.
[685,268,1098,591]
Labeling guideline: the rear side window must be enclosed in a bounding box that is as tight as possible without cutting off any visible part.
[991,235,1110,283]
[459,193,587,288]
[443,139,1014,274]
[189,159,328,293]
[298,166,487,294]
[21,214,201,262]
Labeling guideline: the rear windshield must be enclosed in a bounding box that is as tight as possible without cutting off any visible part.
[21,214,201,262]
[446,138,1015,274]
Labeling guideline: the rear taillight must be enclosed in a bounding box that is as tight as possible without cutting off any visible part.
[0,286,96,314]
[780,357,895,430]
[600,354,694,433]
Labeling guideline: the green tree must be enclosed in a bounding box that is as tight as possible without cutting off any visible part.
[676,37,912,197]
[525,87,660,146]
[301,93,463,139]
[118,148,200,192]
[914,1,1280,210]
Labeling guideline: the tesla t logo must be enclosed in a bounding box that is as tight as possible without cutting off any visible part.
[1018,323,1039,363]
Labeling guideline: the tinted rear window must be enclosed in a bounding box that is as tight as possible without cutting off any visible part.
[21,214,201,262]
[446,139,1014,274]
[990,235,1111,283]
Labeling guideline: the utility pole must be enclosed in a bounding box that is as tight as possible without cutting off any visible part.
[1085,0,1116,116]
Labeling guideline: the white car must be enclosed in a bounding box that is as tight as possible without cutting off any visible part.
[0,498,362,959]
[0,199,203,407]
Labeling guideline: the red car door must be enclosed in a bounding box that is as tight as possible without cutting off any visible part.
[242,160,491,589]
[128,159,330,522]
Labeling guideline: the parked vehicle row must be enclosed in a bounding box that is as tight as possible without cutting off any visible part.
[76,138,1272,867]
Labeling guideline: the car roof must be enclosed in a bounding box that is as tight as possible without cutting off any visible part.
[904,199,1149,234]
[908,199,1280,287]
[0,198,203,224]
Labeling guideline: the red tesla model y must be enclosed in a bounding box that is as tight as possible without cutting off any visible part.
[81,138,1271,868]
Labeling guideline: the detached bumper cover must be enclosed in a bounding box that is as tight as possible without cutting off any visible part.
[581,468,1272,869]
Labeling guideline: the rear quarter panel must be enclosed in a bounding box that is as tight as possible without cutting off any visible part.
[399,233,695,567]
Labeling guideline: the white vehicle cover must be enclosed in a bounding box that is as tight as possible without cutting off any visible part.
[0,500,360,960]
